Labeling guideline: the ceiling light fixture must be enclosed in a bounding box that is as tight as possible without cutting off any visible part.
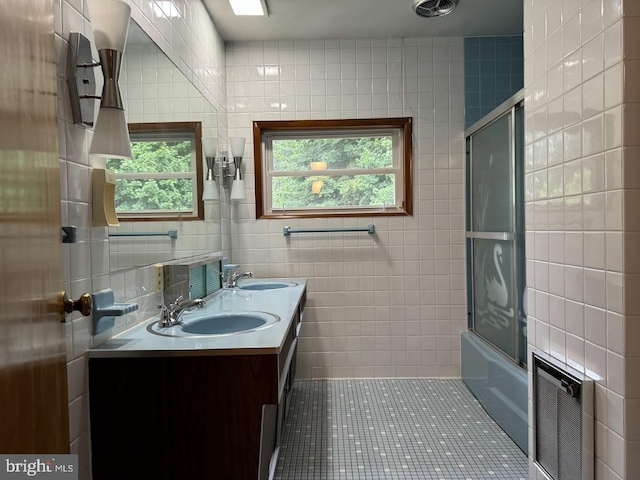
[228,0,269,16]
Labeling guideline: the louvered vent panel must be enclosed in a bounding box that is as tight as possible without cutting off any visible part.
[205,261,222,295]
[189,264,206,299]
[536,373,559,479]
[558,392,582,480]
[533,353,593,480]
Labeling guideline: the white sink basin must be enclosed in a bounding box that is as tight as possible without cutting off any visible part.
[148,311,279,337]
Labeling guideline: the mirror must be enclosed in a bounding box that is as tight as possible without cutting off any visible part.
[108,20,221,272]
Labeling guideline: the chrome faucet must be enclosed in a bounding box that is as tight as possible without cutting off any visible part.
[157,295,206,328]
[222,270,253,288]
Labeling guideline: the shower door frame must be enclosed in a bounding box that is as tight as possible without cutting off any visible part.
[465,89,526,368]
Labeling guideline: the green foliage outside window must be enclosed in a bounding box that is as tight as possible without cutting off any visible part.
[271,136,395,209]
[106,139,194,212]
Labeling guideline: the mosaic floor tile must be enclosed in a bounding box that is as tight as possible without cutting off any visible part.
[274,379,528,480]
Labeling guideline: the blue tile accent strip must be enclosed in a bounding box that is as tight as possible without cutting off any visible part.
[464,36,524,129]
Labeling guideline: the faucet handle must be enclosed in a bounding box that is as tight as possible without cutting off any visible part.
[223,263,240,274]
[157,303,171,327]
[170,295,184,307]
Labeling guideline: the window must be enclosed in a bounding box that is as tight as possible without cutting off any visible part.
[106,122,204,221]
[254,118,413,218]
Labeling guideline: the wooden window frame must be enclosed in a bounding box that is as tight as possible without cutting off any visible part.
[253,117,413,219]
[115,121,204,222]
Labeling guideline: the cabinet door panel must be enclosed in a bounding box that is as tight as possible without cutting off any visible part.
[259,404,278,480]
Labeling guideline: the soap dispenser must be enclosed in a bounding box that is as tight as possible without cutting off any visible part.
[92,168,120,227]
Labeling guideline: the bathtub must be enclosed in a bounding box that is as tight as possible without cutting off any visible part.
[461,330,528,453]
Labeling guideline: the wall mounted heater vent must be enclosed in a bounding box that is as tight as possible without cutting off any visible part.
[533,353,594,480]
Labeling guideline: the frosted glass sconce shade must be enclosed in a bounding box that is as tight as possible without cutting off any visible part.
[86,0,131,52]
[230,179,247,201]
[202,180,219,201]
[222,137,247,200]
[229,137,246,158]
[203,142,219,201]
[202,138,218,158]
[90,107,132,159]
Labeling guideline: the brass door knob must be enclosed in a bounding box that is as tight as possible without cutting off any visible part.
[59,291,92,322]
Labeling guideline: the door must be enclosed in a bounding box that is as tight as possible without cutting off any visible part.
[466,101,526,366]
[0,0,70,452]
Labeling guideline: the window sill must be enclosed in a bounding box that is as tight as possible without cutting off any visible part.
[117,213,204,222]
[259,208,410,219]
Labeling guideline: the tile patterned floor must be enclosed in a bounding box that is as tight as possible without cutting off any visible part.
[274,379,528,480]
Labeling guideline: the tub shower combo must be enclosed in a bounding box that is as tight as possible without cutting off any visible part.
[462,90,529,453]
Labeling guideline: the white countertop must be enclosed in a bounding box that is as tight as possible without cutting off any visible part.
[88,278,307,358]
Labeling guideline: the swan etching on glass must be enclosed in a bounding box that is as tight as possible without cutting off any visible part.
[486,243,508,307]
[475,242,514,331]
[473,150,515,331]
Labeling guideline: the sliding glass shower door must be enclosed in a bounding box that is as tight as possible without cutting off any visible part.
[466,99,526,367]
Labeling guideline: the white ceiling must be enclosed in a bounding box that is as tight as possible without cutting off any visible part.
[203,0,523,42]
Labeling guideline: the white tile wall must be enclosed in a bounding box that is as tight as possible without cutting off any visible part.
[55,0,228,477]
[524,0,639,478]
[226,37,467,380]
[622,6,640,479]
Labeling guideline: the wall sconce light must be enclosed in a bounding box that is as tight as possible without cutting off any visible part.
[202,138,219,201]
[67,0,132,159]
[218,137,247,201]
[228,137,247,201]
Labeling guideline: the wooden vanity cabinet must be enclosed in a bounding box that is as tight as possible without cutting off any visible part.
[88,290,305,480]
